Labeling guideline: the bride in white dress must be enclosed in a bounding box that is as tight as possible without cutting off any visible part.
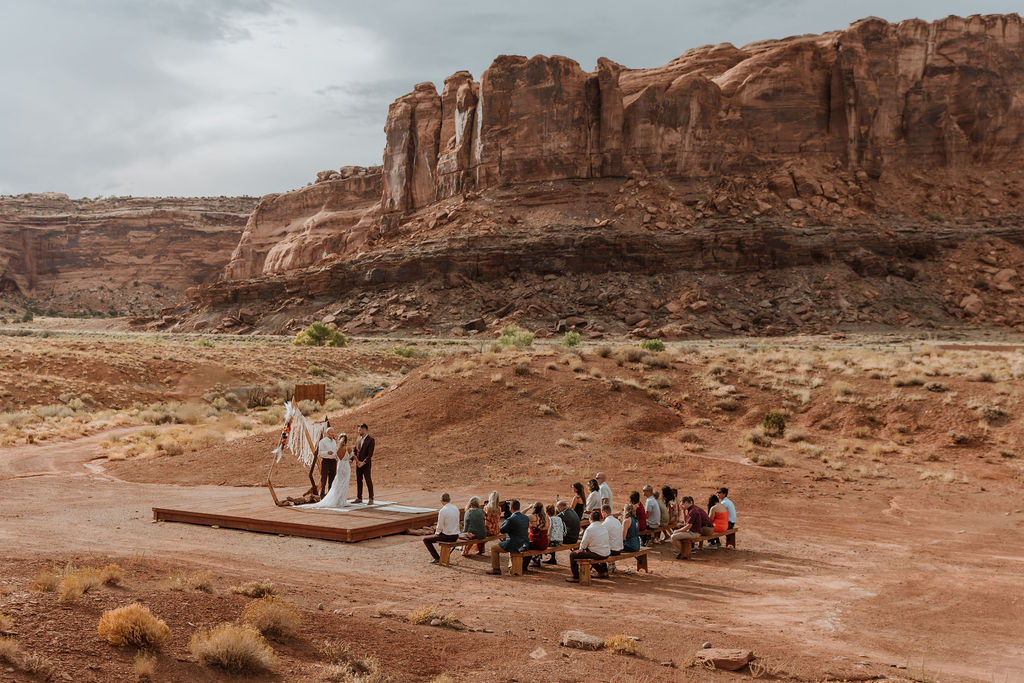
[301,433,354,509]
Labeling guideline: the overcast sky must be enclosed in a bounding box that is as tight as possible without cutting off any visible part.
[0,0,1019,198]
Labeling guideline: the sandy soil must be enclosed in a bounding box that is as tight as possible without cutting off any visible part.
[2,337,1023,681]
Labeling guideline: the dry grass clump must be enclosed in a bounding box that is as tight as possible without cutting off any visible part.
[190,623,278,674]
[133,652,157,681]
[536,404,555,416]
[165,570,213,593]
[229,579,276,598]
[97,603,171,648]
[569,357,586,373]
[99,563,125,586]
[618,347,645,364]
[785,429,807,443]
[241,596,302,640]
[751,453,787,467]
[714,397,740,412]
[645,374,671,389]
[32,569,60,592]
[604,634,639,656]
[595,345,612,358]
[924,381,949,393]
[891,374,925,387]
[513,361,531,376]
[742,427,772,448]
[319,640,390,683]
[0,614,12,634]
[831,380,854,399]
[406,606,462,629]
[0,637,21,666]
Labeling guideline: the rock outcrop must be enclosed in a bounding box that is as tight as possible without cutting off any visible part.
[180,14,1024,337]
[222,166,381,281]
[0,194,254,316]
[378,14,1024,219]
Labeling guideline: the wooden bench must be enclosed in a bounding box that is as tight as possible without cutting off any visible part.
[674,527,738,559]
[438,534,505,566]
[507,542,580,575]
[574,548,651,586]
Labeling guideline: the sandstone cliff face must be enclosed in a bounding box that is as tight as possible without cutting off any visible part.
[0,194,253,316]
[223,167,381,281]
[379,14,1024,218]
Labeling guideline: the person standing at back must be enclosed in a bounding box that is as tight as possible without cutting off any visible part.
[584,478,602,516]
[596,472,613,510]
[354,423,375,504]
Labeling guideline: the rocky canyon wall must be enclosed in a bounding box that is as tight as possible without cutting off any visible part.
[0,194,254,316]
[380,14,1024,220]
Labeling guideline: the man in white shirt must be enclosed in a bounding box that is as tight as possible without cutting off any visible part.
[601,504,623,555]
[567,510,611,582]
[643,485,661,530]
[597,472,613,510]
[424,493,461,564]
[317,428,339,497]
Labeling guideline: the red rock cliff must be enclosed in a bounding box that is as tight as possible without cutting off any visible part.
[380,14,1024,219]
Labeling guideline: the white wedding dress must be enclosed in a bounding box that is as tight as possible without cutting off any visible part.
[300,450,352,509]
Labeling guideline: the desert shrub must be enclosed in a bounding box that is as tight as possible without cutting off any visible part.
[32,569,60,592]
[642,353,672,369]
[562,331,582,347]
[133,652,157,681]
[604,635,639,656]
[406,606,461,629]
[752,453,787,467]
[0,637,20,665]
[391,345,419,358]
[497,324,534,348]
[195,337,215,348]
[0,614,12,633]
[891,374,925,387]
[619,347,644,364]
[100,564,125,586]
[319,640,388,683]
[924,381,949,392]
[165,570,213,592]
[639,339,665,353]
[742,428,772,448]
[32,404,74,420]
[241,597,302,640]
[830,380,854,398]
[973,369,995,382]
[513,361,531,376]
[155,438,185,456]
[58,574,86,603]
[595,345,612,358]
[536,404,555,416]
[296,399,322,416]
[293,322,347,347]
[97,603,171,648]
[257,405,286,425]
[646,374,670,389]
[0,639,55,680]
[190,623,278,674]
[308,365,326,377]
[229,580,276,598]
[569,357,586,373]
[975,404,1007,422]
[786,429,806,442]
[714,397,740,412]
[762,411,786,437]
[949,431,970,445]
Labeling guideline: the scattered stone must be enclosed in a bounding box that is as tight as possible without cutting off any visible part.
[959,293,983,316]
[430,618,442,626]
[701,641,713,649]
[317,603,324,610]
[787,198,806,211]
[694,648,753,671]
[561,630,605,651]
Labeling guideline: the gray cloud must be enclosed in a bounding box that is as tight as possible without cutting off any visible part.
[0,0,1019,198]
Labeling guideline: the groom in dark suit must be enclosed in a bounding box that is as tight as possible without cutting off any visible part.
[354,423,375,504]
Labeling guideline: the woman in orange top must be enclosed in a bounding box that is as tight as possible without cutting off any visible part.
[707,494,729,546]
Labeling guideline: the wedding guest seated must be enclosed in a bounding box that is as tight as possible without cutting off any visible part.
[629,491,647,532]
[621,503,641,553]
[584,478,602,516]
[662,486,679,526]
[717,487,737,529]
[655,488,670,539]
[488,500,530,575]
[706,494,729,547]
[601,504,623,569]
[567,510,610,583]
[556,499,580,544]
[643,485,661,533]
[480,491,502,554]
[544,504,565,565]
[423,493,460,564]
[569,481,586,518]
[527,501,550,568]
[670,496,715,559]
[458,496,487,554]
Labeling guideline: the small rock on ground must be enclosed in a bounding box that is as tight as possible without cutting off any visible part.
[561,630,605,651]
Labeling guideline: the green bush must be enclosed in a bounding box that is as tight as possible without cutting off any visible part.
[562,331,582,347]
[391,345,418,358]
[307,365,326,377]
[762,411,786,437]
[639,339,665,353]
[293,322,347,347]
[498,324,533,349]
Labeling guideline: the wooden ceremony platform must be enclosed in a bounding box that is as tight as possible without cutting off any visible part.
[153,488,439,543]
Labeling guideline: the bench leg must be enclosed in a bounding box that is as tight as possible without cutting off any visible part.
[439,545,452,566]
[726,532,736,549]
[637,554,648,574]
[510,556,522,576]
[682,540,692,560]
[579,565,592,586]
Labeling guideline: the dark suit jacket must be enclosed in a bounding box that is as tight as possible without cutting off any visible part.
[558,508,581,544]
[356,435,375,468]
[499,511,529,552]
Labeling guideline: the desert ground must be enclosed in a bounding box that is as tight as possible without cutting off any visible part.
[1,327,1022,682]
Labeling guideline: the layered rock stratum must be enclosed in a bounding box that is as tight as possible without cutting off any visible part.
[0,194,254,318]
[48,14,1024,336]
